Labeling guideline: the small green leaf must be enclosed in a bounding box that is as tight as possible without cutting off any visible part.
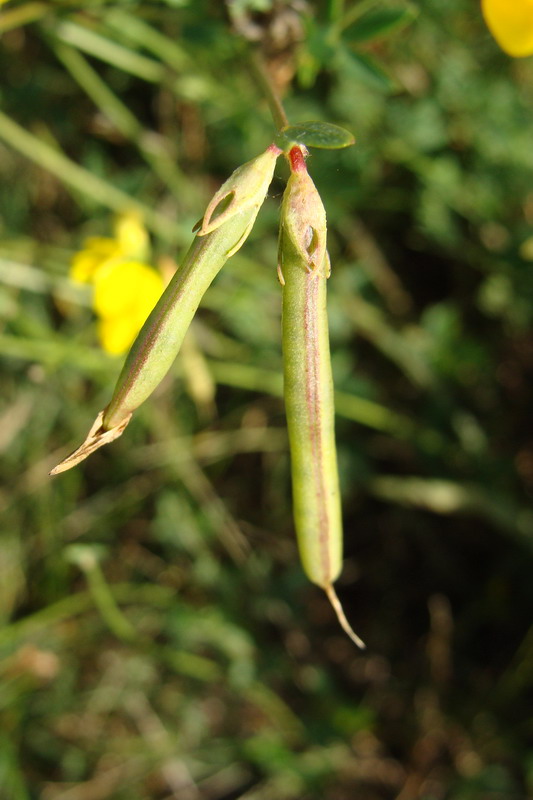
[296,25,334,88]
[306,24,335,65]
[341,48,397,92]
[343,4,418,44]
[277,121,355,150]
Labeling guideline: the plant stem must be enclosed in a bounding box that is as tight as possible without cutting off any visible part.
[53,41,187,198]
[83,558,139,643]
[0,1,48,34]
[328,0,345,24]
[0,110,181,243]
[0,584,173,648]
[51,19,165,83]
[248,49,289,132]
[337,0,380,32]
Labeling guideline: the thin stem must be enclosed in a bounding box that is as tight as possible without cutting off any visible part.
[53,41,187,198]
[328,0,345,24]
[248,49,289,132]
[0,585,175,649]
[0,1,48,34]
[84,560,139,642]
[0,109,181,243]
[336,0,381,33]
[52,19,165,83]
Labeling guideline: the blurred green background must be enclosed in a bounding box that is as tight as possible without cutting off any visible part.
[1,0,533,797]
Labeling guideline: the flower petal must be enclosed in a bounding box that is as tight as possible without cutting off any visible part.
[97,316,141,355]
[70,238,119,283]
[114,211,149,259]
[93,261,163,319]
[482,0,533,57]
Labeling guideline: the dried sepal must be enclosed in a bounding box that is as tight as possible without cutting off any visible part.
[49,410,131,475]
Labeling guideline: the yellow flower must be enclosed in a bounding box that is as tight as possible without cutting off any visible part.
[94,261,164,355]
[481,0,533,57]
[70,213,164,355]
[114,211,149,259]
[70,237,121,283]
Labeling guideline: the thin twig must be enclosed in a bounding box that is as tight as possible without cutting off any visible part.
[248,48,289,132]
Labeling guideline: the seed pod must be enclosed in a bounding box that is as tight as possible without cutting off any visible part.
[200,144,281,236]
[51,145,280,474]
[280,147,364,648]
[102,203,259,431]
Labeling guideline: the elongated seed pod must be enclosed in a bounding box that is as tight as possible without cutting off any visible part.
[102,204,258,430]
[281,242,341,587]
[280,149,341,588]
[100,146,280,430]
[280,148,364,647]
[50,207,260,475]
[50,146,280,474]
[282,255,342,588]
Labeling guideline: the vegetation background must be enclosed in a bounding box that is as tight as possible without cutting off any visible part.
[1,0,533,797]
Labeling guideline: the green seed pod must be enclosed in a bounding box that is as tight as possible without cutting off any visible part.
[280,147,364,648]
[280,181,340,587]
[51,146,280,475]
[282,249,341,587]
[102,204,259,431]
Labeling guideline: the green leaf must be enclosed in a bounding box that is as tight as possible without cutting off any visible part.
[277,121,355,150]
[296,24,334,88]
[340,48,397,92]
[343,4,418,44]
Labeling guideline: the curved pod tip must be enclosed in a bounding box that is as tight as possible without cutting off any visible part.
[49,409,131,475]
[325,583,366,649]
[199,144,281,236]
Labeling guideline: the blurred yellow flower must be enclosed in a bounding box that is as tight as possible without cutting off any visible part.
[70,237,120,284]
[114,211,150,257]
[70,213,164,355]
[481,0,533,57]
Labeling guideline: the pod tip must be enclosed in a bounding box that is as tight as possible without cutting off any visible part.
[324,583,366,650]
[50,410,131,476]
